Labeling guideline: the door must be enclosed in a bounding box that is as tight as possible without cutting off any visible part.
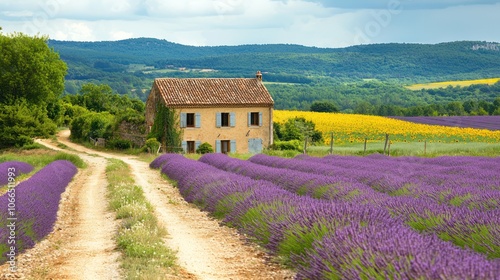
[221,140,230,154]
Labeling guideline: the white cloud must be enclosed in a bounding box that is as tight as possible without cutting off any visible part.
[0,0,498,47]
[110,30,135,41]
[305,0,500,10]
[41,21,95,41]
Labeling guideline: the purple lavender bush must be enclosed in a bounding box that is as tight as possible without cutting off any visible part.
[200,153,387,204]
[149,154,171,169]
[152,154,500,279]
[0,161,34,186]
[0,160,77,264]
[248,154,500,258]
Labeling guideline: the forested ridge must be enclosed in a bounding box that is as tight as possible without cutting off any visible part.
[48,38,500,113]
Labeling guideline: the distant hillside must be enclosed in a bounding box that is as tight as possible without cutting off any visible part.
[49,38,500,82]
[48,38,500,112]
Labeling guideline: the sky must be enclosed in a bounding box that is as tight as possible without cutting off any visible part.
[0,0,499,48]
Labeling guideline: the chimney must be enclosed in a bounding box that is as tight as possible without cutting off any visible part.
[256,70,262,81]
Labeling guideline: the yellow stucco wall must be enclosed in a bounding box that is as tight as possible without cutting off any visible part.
[179,106,273,154]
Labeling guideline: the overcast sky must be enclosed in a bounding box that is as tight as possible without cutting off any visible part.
[1,0,499,47]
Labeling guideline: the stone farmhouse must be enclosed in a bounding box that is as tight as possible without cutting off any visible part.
[145,71,274,154]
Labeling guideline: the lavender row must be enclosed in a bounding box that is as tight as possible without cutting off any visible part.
[251,154,500,210]
[299,154,500,209]
[199,153,388,204]
[203,154,500,258]
[151,154,500,279]
[0,161,34,186]
[391,116,500,131]
[309,153,500,184]
[0,160,77,264]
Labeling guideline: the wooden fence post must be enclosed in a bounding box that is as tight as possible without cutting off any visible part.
[387,141,391,156]
[424,140,427,155]
[383,133,389,154]
[329,132,334,155]
[364,138,367,153]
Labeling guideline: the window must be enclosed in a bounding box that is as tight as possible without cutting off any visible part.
[186,113,195,127]
[250,112,259,126]
[182,140,201,154]
[248,112,263,126]
[216,140,236,154]
[221,113,229,127]
[181,113,201,128]
[216,112,235,127]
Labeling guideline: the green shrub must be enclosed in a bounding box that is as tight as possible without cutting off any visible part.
[107,138,133,150]
[70,111,115,141]
[0,101,57,148]
[21,142,45,150]
[196,142,214,154]
[142,138,161,153]
[272,140,302,151]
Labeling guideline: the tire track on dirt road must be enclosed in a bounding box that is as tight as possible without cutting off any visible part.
[24,139,122,280]
[54,130,295,279]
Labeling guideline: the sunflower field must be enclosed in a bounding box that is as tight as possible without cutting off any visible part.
[274,110,500,144]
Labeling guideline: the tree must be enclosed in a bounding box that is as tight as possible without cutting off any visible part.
[446,101,466,116]
[0,32,66,147]
[70,112,114,141]
[280,117,323,143]
[310,101,339,113]
[0,32,67,105]
[354,101,374,115]
[80,83,114,112]
[0,101,57,148]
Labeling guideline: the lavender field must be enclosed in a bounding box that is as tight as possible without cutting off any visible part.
[152,154,500,279]
[0,160,77,264]
[392,116,500,131]
[0,161,34,186]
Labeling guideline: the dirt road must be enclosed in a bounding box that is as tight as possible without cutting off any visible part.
[0,138,121,279]
[12,130,294,279]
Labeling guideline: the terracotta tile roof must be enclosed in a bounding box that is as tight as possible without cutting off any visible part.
[153,78,274,108]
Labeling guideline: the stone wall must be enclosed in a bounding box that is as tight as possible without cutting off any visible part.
[114,120,147,147]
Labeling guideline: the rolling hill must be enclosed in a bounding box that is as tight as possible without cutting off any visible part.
[49,39,500,81]
[48,38,500,112]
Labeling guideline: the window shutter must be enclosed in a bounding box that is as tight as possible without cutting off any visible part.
[248,112,251,127]
[181,141,187,153]
[230,140,237,153]
[230,112,236,127]
[180,113,187,128]
[259,112,263,126]
[195,113,201,128]
[195,141,201,151]
[248,139,254,154]
[216,140,221,153]
[216,112,221,127]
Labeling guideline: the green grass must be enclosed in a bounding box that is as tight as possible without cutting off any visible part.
[302,141,500,157]
[0,148,85,195]
[105,159,180,279]
[0,149,86,169]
